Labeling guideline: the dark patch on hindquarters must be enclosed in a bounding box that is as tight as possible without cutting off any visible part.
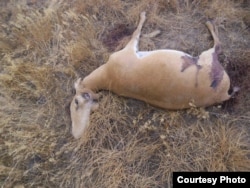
[181,56,201,72]
[210,45,224,89]
[181,55,202,87]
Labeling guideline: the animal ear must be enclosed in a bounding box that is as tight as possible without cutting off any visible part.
[74,78,83,90]
[91,102,99,111]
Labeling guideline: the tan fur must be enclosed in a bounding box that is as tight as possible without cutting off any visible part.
[70,12,237,138]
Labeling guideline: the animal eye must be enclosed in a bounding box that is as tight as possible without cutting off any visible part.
[75,99,79,105]
[81,92,91,100]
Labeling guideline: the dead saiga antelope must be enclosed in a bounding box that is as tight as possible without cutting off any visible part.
[70,12,239,139]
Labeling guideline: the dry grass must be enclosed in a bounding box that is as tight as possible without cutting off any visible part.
[0,0,249,187]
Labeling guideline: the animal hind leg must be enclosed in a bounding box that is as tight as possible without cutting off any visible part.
[204,21,240,94]
[124,12,146,51]
[206,20,222,53]
[205,21,225,89]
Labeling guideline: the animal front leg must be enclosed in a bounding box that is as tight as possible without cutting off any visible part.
[125,12,146,52]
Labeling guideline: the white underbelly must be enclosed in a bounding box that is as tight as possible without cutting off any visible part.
[136,49,189,58]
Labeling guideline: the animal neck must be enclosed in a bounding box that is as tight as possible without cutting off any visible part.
[83,64,108,92]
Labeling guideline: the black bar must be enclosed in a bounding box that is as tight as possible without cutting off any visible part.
[173,172,250,188]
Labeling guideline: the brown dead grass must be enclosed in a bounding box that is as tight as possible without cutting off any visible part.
[0,0,249,187]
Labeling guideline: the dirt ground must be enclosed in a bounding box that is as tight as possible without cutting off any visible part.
[0,0,249,187]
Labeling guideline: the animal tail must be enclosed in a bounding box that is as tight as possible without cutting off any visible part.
[230,86,240,98]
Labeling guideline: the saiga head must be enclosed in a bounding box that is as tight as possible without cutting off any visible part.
[70,78,99,139]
